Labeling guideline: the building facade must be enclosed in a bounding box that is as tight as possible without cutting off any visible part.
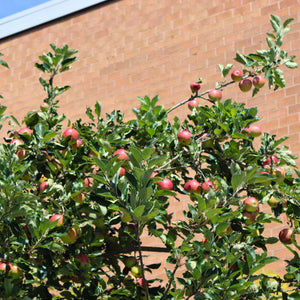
[0,0,299,277]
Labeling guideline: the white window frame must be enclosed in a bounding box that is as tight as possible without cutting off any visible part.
[0,0,108,39]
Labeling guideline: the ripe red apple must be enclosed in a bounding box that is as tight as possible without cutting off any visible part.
[231,69,243,82]
[208,89,222,102]
[62,128,79,140]
[243,211,257,224]
[72,139,83,151]
[131,266,142,278]
[0,262,7,272]
[188,99,199,110]
[239,79,252,92]
[40,181,49,192]
[263,155,279,166]
[178,130,193,145]
[268,196,279,208]
[202,180,215,193]
[252,75,265,89]
[243,196,259,212]
[0,263,21,278]
[157,178,173,190]
[190,82,201,93]
[50,214,63,227]
[184,180,202,193]
[17,149,27,160]
[113,149,130,161]
[150,171,158,178]
[244,124,262,138]
[83,177,90,187]
[137,277,149,289]
[18,127,33,135]
[10,138,23,146]
[279,228,293,244]
[61,228,77,244]
[76,254,90,266]
[119,167,126,177]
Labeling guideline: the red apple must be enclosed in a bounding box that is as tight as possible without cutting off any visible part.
[263,155,279,166]
[83,177,90,187]
[10,139,23,146]
[244,124,262,138]
[50,214,63,227]
[61,228,77,244]
[150,172,158,178]
[243,211,257,224]
[252,75,265,89]
[119,167,126,177]
[190,82,201,93]
[202,180,215,193]
[76,254,90,266]
[231,69,243,82]
[244,197,259,212]
[178,130,193,145]
[279,228,293,244]
[18,127,33,135]
[72,139,83,151]
[62,128,79,140]
[184,180,202,193]
[17,149,27,160]
[39,181,49,192]
[188,99,199,110]
[113,149,130,161]
[137,277,149,289]
[239,79,252,92]
[0,262,7,272]
[208,89,222,102]
[157,178,173,190]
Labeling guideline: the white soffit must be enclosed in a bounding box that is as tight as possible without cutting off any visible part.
[0,0,109,40]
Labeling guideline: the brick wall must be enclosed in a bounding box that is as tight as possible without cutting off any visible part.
[0,0,299,277]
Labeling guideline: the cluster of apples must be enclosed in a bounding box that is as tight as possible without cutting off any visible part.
[260,154,285,183]
[242,196,260,224]
[124,257,149,289]
[231,69,265,92]
[188,82,222,110]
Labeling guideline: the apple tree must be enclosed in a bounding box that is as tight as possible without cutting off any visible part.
[0,14,299,299]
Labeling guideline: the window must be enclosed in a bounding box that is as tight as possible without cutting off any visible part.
[0,0,108,39]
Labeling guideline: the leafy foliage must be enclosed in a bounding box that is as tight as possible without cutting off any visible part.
[0,15,298,300]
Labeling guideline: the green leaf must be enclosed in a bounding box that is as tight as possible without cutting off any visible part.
[271,14,282,27]
[133,205,145,219]
[274,68,286,88]
[95,101,102,118]
[0,59,9,69]
[285,61,298,69]
[234,51,248,65]
[266,37,275,49]
[86,107,95,121]
[231,162,244,190]
[35,123,46,137]
[283,18,294,28]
